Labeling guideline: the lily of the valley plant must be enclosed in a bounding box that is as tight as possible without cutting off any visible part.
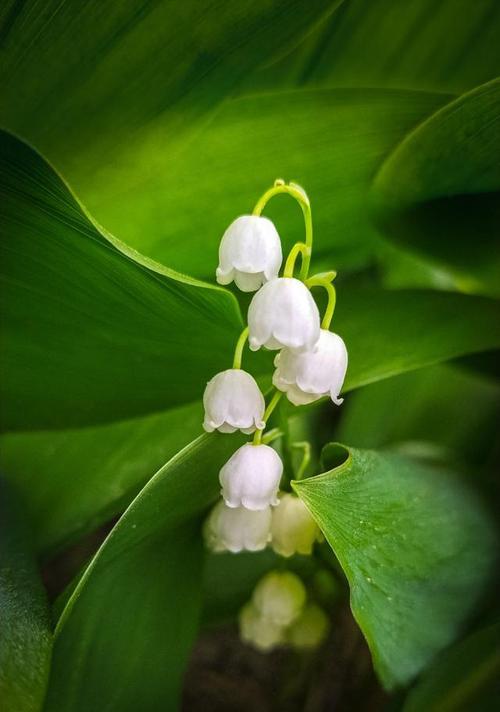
[203,180,345,650]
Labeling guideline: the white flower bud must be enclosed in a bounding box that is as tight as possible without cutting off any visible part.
[239,602,285,652]
[216,216,283,292]
[248,278,320,352]
[203,500,272,553]
[219,443,282,511]
[252,570,306,626]
[273,329,348,405]
[287,604,330,649]
[271,493,322,558]
[203,369,265,434]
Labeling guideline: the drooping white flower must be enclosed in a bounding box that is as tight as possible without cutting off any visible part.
[287,604,330,649]
[252,571,306,626]
[219,443,282,511]
[203,500,272,553]
[248,278,320,352]
[203,369,265,434]
[273,329,348,405]
[216,216,283,292]
[239,602,286,652]
[270,493,323,558]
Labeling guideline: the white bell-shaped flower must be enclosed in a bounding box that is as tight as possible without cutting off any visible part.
[287,604,330,649]
[219,443,282,511]
[239,602,285,652]
[273,329,348,405]
[271,493,322,558]
[203,500,272,553]
[216,215,283,292]
[248,278,320,352]
[203,369,265,434]
[252,571,306,626]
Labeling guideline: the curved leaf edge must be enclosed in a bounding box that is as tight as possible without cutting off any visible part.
[0,127,243,310]
[53,432,212,636]
[292,443,497,689]
[370,76,500,208]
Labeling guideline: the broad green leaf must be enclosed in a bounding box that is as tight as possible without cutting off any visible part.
[371,79,500,295]
[45,433,240,712]
[0,401,203,555]
[76,88,448,278]
[0,480,52,712]
[0,0,332,185]
[252,0,500,94]
[293,445,496,689]
[0,128,250,431]
[338,365,500,467]
[337,287,500,392]
[404,623,500,712]
[376,242,463,292]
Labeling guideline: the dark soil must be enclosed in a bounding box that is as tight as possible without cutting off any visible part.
[182,603,388,712]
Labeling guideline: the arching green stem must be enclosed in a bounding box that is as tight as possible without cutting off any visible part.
[284,241,308,278]
[253,390,283,445]
[232,326,249,369]
[262,427,283,445]
[278,399,294,489]
[253,179,313,281]
[306,273,337,330]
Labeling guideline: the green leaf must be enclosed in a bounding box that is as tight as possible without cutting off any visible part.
[337,364,500,467]
[371,79,500,295]
[0,401,203,555]
[256,0,500,94]
[0,128,248,431]
[0,480,52,712]
[0,0,333,220]
[293,445,496,689]
[404,623,500,712]
[337,286,500,392]
[77,88,447,278]
[44,433,239,712]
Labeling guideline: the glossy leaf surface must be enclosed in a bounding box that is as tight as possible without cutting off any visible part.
[294,445,496,688]
[0,402,203,555]
[254,0,500,94]
[372,79,500,294]
[0,129,244,431]
[45,433,240,712]
[0,481,52,712]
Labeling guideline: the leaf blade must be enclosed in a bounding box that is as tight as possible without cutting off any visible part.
[293,445,496,688]
[0,401,203,555]
[337,286,500,393]
[403,623,500,712]
[0,129,247,431]
[371,79,500,295]
[45,433,240,712]
[0,480,52,712]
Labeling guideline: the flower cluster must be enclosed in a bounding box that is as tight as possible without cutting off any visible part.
[239,571,330,652]
[202,180,347,650]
